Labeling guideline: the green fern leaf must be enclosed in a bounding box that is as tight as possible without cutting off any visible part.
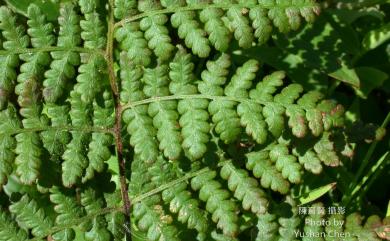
[169,47,209,160]
[133,195,180,241]
[294,149,323,174]
[250,71,284,101]
[120,55,159,162]
[79,0,99,14]
[199,53,231,95]
[209,58,259,143]
[162,182,209,234]
[344,213,381,241]
[144,64,182,160]
[200,8,231,52]
[75,1,106,103]
[325,213,344,241]
[317,100,345,130]
[226,5,254,48]
[140,14,175,61]
[278,199,301,240]
[220,161,268,215]
[250,71,285,138]
[171,10,211,57]
[104,191,125,240]
[191,170,239,237]
[9,195,54,237]
[0,105,21,186]
[40,104,71,160]
[270,143,302,184]
[43,3,81,103]
[0,6,29,49]
[81,188,111,241]
[84,91,114,182]
[250,7,273,45]
[50,186,84,241]
[246,150,290,194]
[302,203,325,241]
[0,211,28,241]
[62,91,91,187]
[256,213,278,241]
[114,0,137,19]
[26,4,55,47]
[314,133,340,167]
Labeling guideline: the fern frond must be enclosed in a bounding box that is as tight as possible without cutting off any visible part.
[0,211,28,241]
[296,91,324,136]
[115,22,152,66]
[140,14,175,61]
[225,59,267,143]
[62,91,91,187]
[40,104,71,160]
[225,4,254,48]
[169,47,210,160]
[15,131,43,184]
[114,0,137,19]
[277,198,301,240]
[120,56,159,162]
[9,194,54,237]
[75,0,106,103]
[266,0,320,32]
[269,143,302,184]
[191,170,239,237]
[220,161,268,215]
[314,133,340,167]
[26,4,55,47]
[199,8,231,52]
[50,186,84,241]
[255,213,278,241]
[246,150,290,194]
[250,71,285,138]
[43,3,81,103]
[79,0,99,14]
[84,91,114,182]
[10,4,56,184]
[0,6,29,49]
[212,59,259,143]
[81,188,111,240]
[133,195,180,241]
[104,191,126,240]
[325,213,344,241]
[170,6,211,57]
[0,105,20,186]
[198,54,234,143]
[302,203,325,241]
[198,53,231,96]
[317,100,345,130]
[0,54,18,110]
[293,148,322,174]
[249,7,272,45]
[144,64,182,160]
[162,182,209,234]
[237,102,267,144]
[344,213,381,241]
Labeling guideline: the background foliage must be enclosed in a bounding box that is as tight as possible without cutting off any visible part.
[0,0,389,240]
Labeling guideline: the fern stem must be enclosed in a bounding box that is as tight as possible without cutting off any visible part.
[121,94,298,113]
[0,46,104,56]
[114,1,319,28]
[107,0,132,240]
[131,167,211,203]
[4,125,114,136]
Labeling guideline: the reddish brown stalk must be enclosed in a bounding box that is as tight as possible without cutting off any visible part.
[106,0,132,240]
